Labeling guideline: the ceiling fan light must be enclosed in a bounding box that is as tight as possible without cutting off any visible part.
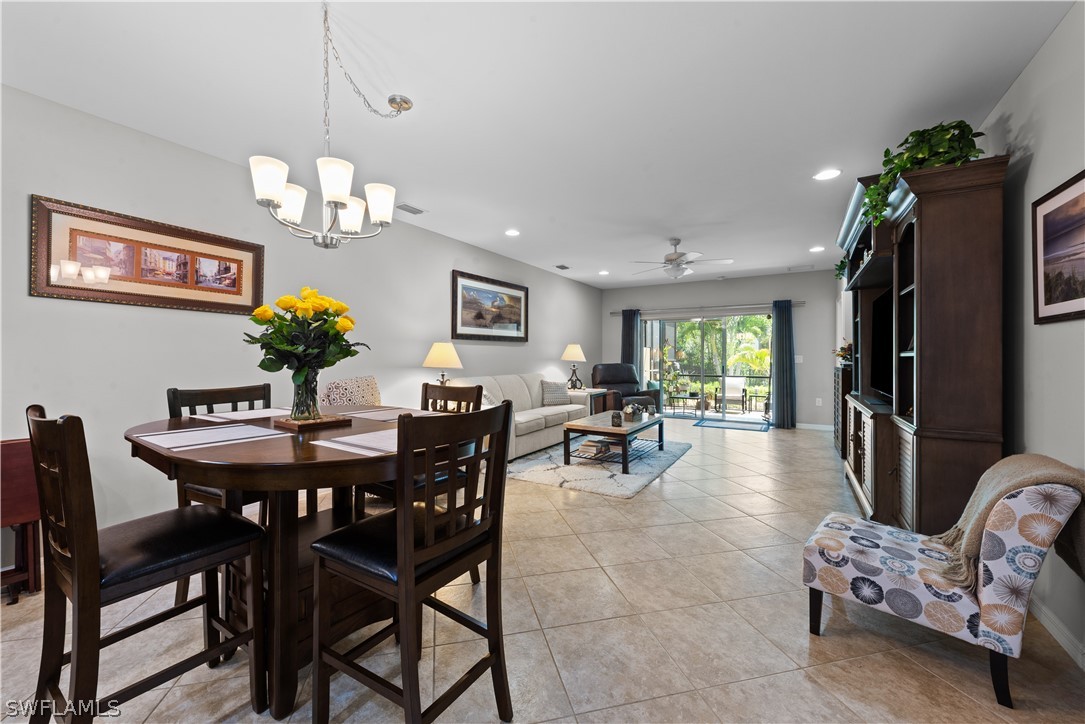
[664,265,690,279]
[249,156,289,206]
[317,157,354,207]
[277,183,308,224]
[364,183,396,224]
[339,196,367,233]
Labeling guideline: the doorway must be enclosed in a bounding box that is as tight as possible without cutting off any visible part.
[643,314,772,422]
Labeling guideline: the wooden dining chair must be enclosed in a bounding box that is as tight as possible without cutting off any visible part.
[25,405,267,721]
[311,401,514,724]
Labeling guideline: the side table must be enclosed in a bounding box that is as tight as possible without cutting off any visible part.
[1,439,42,604]
[581,388,610,414]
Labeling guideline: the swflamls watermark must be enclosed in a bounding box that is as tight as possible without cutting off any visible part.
[5,697,121,718]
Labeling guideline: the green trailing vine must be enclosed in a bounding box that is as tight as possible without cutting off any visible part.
[862,120,985,225]
[834,256,848,280]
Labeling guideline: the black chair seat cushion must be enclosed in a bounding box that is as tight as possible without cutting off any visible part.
[99,505,263,591]
[312,503,481,584]
[183,482,267,506]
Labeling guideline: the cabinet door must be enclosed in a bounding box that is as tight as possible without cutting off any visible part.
[861,414,875,496]
[896,426,915,530]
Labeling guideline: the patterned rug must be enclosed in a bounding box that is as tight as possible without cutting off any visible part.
[506,440,693,498]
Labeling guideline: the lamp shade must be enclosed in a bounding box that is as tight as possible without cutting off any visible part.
[80,267,97,283]
[664,265,692,279]
[59,259,82,279]
[92,265,111,283]
[49,264,59,283]
[339,196,367,233]
[422,342,463,370]
[560,344,586,362]
[249,156,289,205]
[277,183,308,224]
[316,157,354,207]
[364,183,396,224]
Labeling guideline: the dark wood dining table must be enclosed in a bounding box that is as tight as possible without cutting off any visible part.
[124,405,403,719]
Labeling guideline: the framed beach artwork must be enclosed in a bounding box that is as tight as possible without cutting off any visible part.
[1032,170,1085,324]
[30,195,263,315]
[451,270,528,342]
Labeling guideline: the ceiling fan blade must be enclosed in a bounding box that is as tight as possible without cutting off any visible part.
[631,260,666,264]
[679,251,703,262]
[632,265,667,275]
[689,258,735,264]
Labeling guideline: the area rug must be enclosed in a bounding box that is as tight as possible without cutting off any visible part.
[506,440,692,498]
[693,418,771,432]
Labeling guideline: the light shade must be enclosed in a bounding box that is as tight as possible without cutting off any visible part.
[316,157,354,207]
[80,267,97,283]
[249,156,289,205]
[422,342,463,370]
[664,265,692,279]
[59,259,82,279]
[339,196,367,233]
[92,265,111,282]
[277,183,308,224]
[49,264,59,283]
[364,183,396,224]
[560,344,586,362]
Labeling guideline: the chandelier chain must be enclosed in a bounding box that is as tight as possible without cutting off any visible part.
[322,2,403,121]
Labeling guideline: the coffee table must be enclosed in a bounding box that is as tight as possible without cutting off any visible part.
[563,411,664,474]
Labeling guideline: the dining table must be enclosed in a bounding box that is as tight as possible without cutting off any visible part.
[124,404,426,719]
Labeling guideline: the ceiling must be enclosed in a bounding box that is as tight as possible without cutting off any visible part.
[2,2,1072,289]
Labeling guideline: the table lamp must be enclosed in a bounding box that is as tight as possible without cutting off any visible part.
[422,342,463,385]
[561,344,586,389]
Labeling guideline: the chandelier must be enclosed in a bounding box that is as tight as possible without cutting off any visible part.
[248,2,412,249]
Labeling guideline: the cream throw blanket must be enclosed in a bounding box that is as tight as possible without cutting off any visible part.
[931,454,1085,593]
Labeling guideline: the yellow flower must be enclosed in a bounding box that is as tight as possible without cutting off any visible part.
[299,286,320,301]
[294,301,314,318]
[276,295,299,311]
[308,296,328,313]
[252,305,275,322]
[335,316,354,333]
[331,299,350,315]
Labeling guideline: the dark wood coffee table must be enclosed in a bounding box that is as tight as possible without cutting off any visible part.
[563,411,664,474]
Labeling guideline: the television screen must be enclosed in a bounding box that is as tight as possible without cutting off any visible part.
[869,289,894,400]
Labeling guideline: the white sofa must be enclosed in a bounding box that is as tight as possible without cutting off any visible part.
[448,373,590,459]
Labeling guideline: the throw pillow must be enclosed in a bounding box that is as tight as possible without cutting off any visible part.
[481,390,499,407]
[541,380,571,406]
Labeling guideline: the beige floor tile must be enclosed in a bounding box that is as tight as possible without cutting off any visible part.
[640,602,796,687]
[722,474,797,492]
[743,542,806,585]
[716,492,796,516]
[433,631,574,723]
[576,691,721,723]
[699,669,861,723]
[577,529,670,566]
[642,522,736,556]
[541,486,612,510]
[666,496,747,521]
[558,505,635,534]
[611,501,692,527]
[433,577,539,645]
[755,510,839,540]
[643,479,712,499]
[683,477,758,496]
[544,616,692,713]
[604,558,719,612]
[504,491,559,514]
[146,668,267,723]
[510,535,599,577]
[699,517,800,549]
[761,486,861,511]
[677,551,797,601]
[523,568,633,627]
[504,510,576,540]
[806,650,1006,723]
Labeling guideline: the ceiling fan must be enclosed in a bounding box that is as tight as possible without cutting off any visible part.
[632,238,734,279]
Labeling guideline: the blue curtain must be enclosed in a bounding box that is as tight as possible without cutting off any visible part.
[620,309,641,379]
[771,300,796,428]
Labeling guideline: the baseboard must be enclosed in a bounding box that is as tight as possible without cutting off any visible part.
[1029,596,1085,670]
[796,423,833,431]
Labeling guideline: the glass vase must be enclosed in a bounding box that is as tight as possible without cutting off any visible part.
[290,368,321,421]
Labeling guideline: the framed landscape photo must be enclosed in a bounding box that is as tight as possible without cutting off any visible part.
[30,195,263,315]
[1032,170,1085,324]
[451,270,528,342]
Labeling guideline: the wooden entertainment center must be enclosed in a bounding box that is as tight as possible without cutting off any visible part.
[835,155,1008,534]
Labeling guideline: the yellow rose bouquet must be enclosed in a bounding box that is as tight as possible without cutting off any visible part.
[244,286,369,420]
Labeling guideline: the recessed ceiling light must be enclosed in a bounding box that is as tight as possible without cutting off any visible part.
[505,229,520,237]
[598,270,609,275]
[813,169,842,181]
[810,246,825,252]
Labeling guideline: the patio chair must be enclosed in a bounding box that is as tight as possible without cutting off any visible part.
[724,376,747,412]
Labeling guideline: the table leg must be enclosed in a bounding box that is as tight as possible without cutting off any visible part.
[267,491,299,720]
[658,420,664,450]
[621,437,630,474]
[564,429,571,465]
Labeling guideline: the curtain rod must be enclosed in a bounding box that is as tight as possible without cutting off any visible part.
[609,301,805,317]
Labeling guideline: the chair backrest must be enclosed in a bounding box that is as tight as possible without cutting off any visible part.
[25,405,100,596]
[421,383,483,413]
[167,384,272,418]
[591,363,640,394]
[319,375,381,407]
[395,401,512,574]
[724,376,746,397]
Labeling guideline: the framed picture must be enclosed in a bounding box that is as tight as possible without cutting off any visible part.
[1032,170,1085,324]
[30,195,263,315]
[451,270,528,342]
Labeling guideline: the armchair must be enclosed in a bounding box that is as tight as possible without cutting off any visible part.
[591,363,661,412]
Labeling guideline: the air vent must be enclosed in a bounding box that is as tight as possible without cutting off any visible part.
[555,264,570,271]
[788,264,814,272]
[395,202,426,215]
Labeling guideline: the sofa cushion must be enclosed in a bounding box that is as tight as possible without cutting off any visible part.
[538,407,569,427]
[541,380,571,406]
[514,411,545,436]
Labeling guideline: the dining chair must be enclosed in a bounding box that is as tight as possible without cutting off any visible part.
[311,401,514,724]
[25,405,267,721]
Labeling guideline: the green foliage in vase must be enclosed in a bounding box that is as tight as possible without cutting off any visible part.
[863,120,985,226]
[244,286,369,385]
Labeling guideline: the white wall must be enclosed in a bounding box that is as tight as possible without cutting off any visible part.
[979,2,1085,666]
[600,271,839,426]
[0,87,602,533]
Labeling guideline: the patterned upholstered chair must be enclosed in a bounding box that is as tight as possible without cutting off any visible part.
[804,469,1082,709]
[319,375,381,407]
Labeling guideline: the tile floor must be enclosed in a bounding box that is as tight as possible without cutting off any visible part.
[2,420,1083,722]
